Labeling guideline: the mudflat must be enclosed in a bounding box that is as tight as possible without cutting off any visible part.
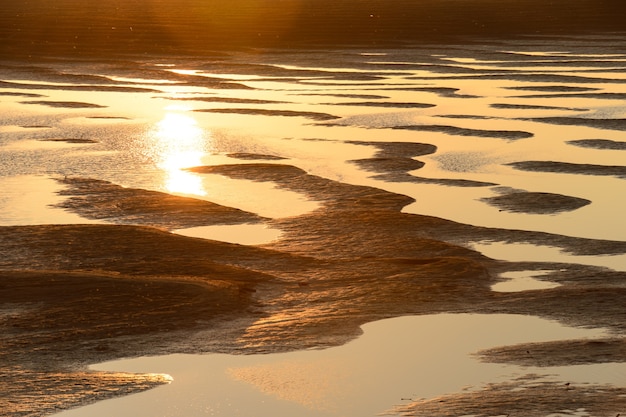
[1,2,626,414]
[2,168,626,415]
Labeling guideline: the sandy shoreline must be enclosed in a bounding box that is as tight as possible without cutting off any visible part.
[2,14,626,414]
[2,168,626,415]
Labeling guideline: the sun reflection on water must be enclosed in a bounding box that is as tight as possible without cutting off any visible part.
[226,358,349,412]
[149,110,210,196]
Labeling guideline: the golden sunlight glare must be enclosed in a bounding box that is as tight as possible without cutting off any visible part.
[151,111,209,196]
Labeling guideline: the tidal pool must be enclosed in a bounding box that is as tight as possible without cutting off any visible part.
[491,270,561,292]
[54,314,618,417]
[2,36,626,417]
[473,241,626,272]
[0,175,99,226]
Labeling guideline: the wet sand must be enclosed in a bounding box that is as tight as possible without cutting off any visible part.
[1,3,626,415]
[2,172,625,415]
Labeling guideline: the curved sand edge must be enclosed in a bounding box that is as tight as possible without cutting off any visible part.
[2,166,626,416]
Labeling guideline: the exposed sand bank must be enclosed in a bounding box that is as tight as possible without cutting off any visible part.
[509,160,626,179]
[2,24,626,415]
[390,375,626,417]
[481,191,591,214]
[2,165,625,415]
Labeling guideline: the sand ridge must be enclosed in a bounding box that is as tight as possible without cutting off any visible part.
[2,166,625,415]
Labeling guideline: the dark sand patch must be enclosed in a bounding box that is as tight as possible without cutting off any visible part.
[0,64,122,85]
[194,108,340,121]
[490,103,587,111]
[40,138,98,144]
[331,101,435,109]
[508,160,626,179]
[390,375,626,417]
[348,140,435,174]
[528,117,626,131]
[295,73,388,82]
[0,80,160,93]
[298,93,389,99]
[3,165,626,414]
[538,265,626,288]
[379,86,477,98]
[483,58,626,68]
[518,92,626,100]
[400,63,488,75]
[86,64,252,89]
[0,267,266,364]
[145,74,251,89]
[0,236,274,416]
[380,173,498,187]
[191,62,335,79]
[346,141,494,186]
[352,157,426,173]
[168,96,286,105]
[390,124,533,140]
[437,114,493,120]
[0,225,290,285]
[54,177,265,229]
[227,152,288,161]
[0,91,45,97]
[188,163,417,212]
[567,139,626,150]
[340,141,491,186]
[2,366,170,417]
[402,87,464,97]
[348,141,438,159]
[486,285,626,334]
[162,75,256,91]
[436,73,626,84]
[1,6,626,415]
[189,163,626,341]
[189,163,626,257]
[505,85,600,93]
[476,337,626,367]
[0,62,251,90]
[316,84,478,98]
[190,61,391,82]
[481,191,591,214]
[20,100,107,109]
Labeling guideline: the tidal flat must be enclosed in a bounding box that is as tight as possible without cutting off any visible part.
[1,2,626,415]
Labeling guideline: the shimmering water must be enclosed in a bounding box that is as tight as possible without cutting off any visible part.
[2,41,626,241]
[2,17,626,417]
[55,314,621,417]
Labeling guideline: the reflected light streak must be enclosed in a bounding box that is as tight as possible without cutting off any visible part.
[149,111,210,196]
[226,358,349,412]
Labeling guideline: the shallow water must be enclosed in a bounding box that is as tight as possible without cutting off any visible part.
[2,40,626,242]
[54,314,619,417]
[491,270,561,292]
[2,33,626,417]
[0,176,98,225]
[473,241,626,272]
